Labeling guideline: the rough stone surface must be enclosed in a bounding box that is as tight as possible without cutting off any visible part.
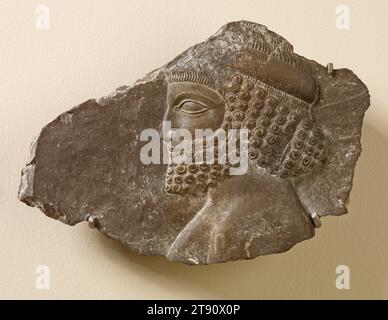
[18,21,370,265]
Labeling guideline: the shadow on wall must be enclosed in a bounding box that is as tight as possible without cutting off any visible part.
[94,120,388,299]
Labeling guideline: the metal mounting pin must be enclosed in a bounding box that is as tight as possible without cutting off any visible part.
[311,212,322,228]
[327,63,334,77]
[86,215,98,229]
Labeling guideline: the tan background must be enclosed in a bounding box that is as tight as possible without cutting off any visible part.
[1,0,387,299]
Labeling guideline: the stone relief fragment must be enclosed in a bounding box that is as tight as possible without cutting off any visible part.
[18,21,370,264]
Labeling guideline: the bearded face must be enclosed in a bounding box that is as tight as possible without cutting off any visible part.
[163,135,232,194]
[162,68,327,195]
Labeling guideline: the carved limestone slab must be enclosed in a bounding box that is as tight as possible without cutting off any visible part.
[18,21,370,264]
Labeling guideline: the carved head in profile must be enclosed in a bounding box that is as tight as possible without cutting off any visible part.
[18,21,369,265]
[162,22,327,197]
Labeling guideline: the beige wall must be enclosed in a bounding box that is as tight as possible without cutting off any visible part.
[1,0,387,299]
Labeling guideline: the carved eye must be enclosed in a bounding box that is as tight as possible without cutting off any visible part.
[175,100,209,115]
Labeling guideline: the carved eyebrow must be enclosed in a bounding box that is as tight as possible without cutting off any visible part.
[164,69,216,90]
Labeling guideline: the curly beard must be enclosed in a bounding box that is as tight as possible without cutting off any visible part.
[164,138,232,195]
